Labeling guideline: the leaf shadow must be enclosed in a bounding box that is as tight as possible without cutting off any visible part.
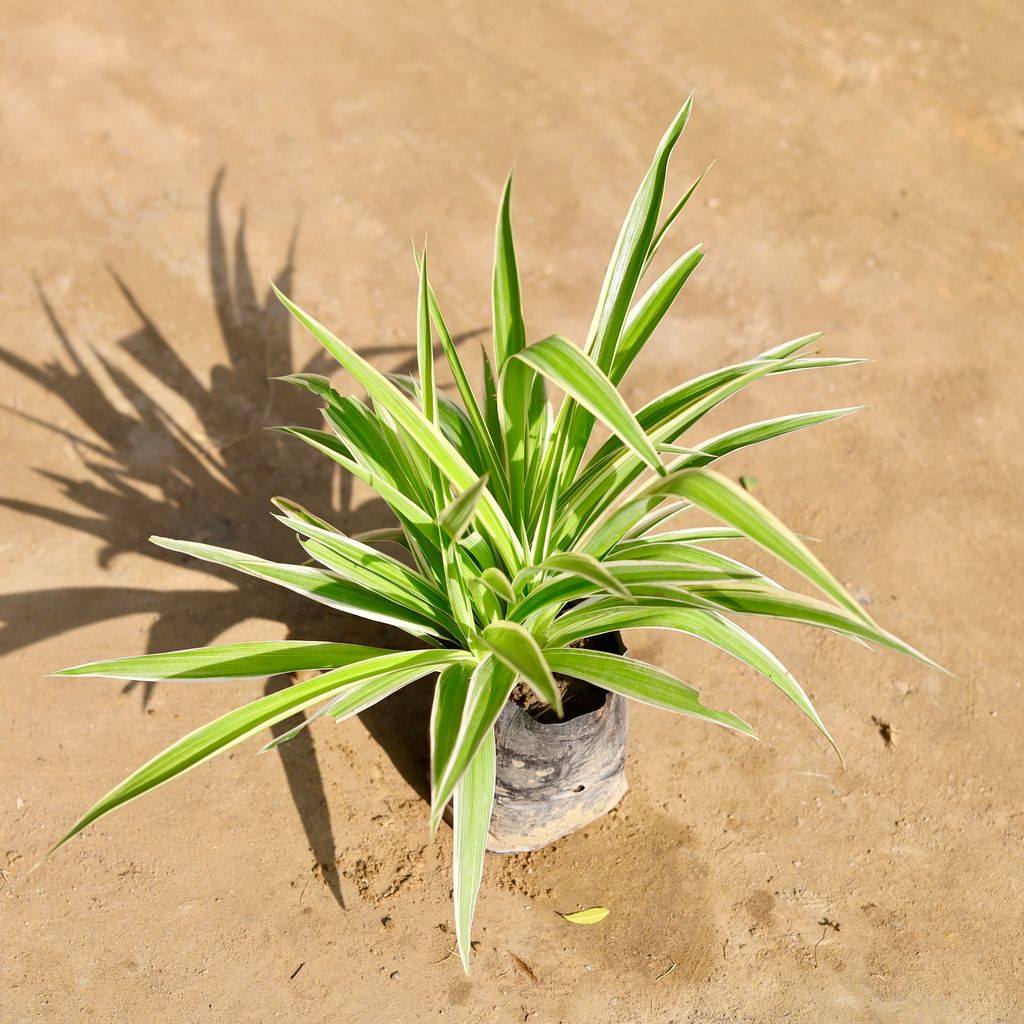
[0,171,484,908]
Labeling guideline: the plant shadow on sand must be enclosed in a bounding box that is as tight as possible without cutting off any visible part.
[0,172,483,908]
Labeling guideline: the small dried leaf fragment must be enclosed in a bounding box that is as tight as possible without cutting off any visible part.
[509,952,539,984]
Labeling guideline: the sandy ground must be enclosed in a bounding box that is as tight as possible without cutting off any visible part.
[2,1,1022,1021]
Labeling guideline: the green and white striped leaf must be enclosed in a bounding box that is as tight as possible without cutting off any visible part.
[537,551,633,601]
[430,655,516,836]
[513,334,664,477]
[53,640,391,682]
[611,244,704,384]
[430,663,474,804]
[441,534,476,641]
[684,584,941,669]
[586,96,693,374]
[640,469,870,622]
[150,537,450,639]
[261,657,456,751]
[513,561,758,623]
[296,532,444,615]
[452,727,495,972]
[607,540,779,586]
[642,162,711,274]
[558,356,803,552]
[480,344,503,463]
[413,251,511,516]
[470,567,516,605]
[277,426,434,531]
[416,247,439,428]
[438,475,490,542]
[544,600,837,755]
[48,649,468,857]
[481,621,562,716]
[632,527,745,544]
[272,498,448,607]
[543,648,753,736]
[572,340,851,507]
[545,98,694,506]
[492,175,531,532]
[678,408,861,469]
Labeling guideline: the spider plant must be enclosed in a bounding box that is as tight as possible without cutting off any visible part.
[48,98,934,971]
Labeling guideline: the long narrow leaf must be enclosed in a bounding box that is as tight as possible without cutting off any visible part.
[277,427,433,529]
[430,655,516,835]
[544,600,837,754]
[641,469,870,622]
[480,345,503,461]
[263,657,452,750]
[279,426,444,582]
[300,536,459,631]
[514,335,665,477]
[642,163,711,274]
[47,649,467,856]
[586,97,693,374]
[546,98,693,502]
[430,663,474,804]
[630,527,745,544]
[685,584,942,669]
[543,648,753,736]
[575,340,844,498]
[679,408,862,468]
[272,498,448,605]
[416,247,439,427]
[452,728,495,972]
[53,641,391,682]
[492,175,531,534]
[607,540,779,585]
[611,244,704,384]
[560,354,807,552]
[418,265,512,514]
[441,534,475,641]
[389,373,490,480]
[416,248,450,519]
[513,561,758,623]
[150,537,450,639]
[538,551,634,601]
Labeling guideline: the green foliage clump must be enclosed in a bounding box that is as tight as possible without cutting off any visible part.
[51,99,933,970]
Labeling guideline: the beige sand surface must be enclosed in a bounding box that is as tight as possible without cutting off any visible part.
[2,2,1022,1021]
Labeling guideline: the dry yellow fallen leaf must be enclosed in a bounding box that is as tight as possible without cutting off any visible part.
[558,907,610,925]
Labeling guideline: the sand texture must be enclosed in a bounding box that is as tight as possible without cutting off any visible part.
[2,2,1022,1021]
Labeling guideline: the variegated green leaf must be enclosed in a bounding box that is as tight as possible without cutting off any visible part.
[543,649,753,736]
[481,621,561,716]
[452,728,495,972]
[430,656,516,836]
[48,649,468,857]
[514,335,664,477]
[438,475,490,542]
[53,641,390,682]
